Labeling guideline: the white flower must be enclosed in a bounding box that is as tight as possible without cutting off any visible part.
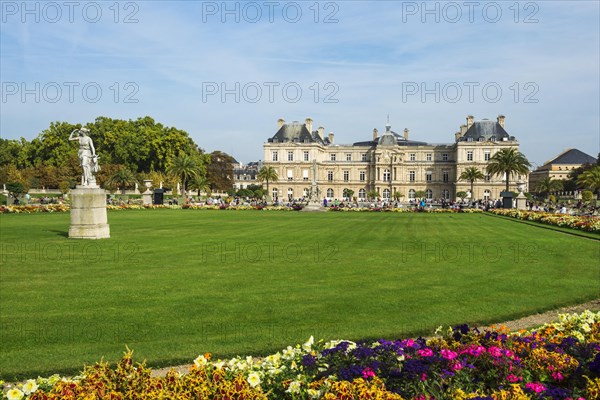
[6,388,24,400]
[286,380,302,394]
[582,323,592,333]
[282,346,296,360]
[308,388,321,399]
[247,372,261,387]
[22,379,38,395]
[214,361,226,370]
[194,355,209,367]
[302,336,314,352]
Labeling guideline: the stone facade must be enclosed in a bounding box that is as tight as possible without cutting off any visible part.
[528,148,597,191]
[263,115,527,202]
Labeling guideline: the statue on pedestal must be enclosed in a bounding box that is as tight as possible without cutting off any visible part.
[69,128,100,187]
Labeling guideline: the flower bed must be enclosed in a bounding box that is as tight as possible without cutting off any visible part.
[0,205,69,214]
[489,209,600,233]
[3,311,599,399]
[329,207,483,213]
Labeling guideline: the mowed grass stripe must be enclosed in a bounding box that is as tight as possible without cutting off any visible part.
[0,210,598,379]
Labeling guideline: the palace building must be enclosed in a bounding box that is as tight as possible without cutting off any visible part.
[263,115,527,202]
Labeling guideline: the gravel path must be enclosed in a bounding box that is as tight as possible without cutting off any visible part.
[150,299,600,378]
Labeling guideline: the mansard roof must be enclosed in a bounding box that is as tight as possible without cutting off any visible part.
[268,121,331,145]
[459,119,511,142]
[543,148,597,166]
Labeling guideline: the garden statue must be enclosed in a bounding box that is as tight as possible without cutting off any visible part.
[69,128,100,187]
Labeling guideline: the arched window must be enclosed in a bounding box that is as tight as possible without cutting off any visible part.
[327,188,334,198]
[442,189,450,199]
[408,189,416,199]
[426,189,433,199]
[288,188,293,200]
[383,189,391,199]
[383,169,391,181]
[358,189,366,199]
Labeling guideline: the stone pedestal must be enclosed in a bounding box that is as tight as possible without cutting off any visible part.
[515,194,527,210]
[69,186,110,239]
[301,201,326,212]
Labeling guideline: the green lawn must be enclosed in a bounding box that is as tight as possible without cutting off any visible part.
[1,210,598,379]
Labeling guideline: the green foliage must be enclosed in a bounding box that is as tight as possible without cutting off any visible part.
[206,151,235,192]
[456,191,468,200]
[415,190,427,199]
[167,154,205,194]
[577,166,600,194]
[105,168,138,193]
[343,188,354,199]
[6,181,25,197]
[548,194,556,203]
[486,148,531,191]
[535,177,563,197]
[459,167,485,198]
[393,191,403,200]
[257,166,278,192]
[581,190,594,202]
[367,190,379,200]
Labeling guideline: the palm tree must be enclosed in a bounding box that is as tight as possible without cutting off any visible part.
[486,148,531,192]
[257,166,278,194]
[459,167,485,200]
[167,154,202,196]
[535,177,563,198]
[106,168,137,195]
[189,176,210,197]
[577,166,600,195]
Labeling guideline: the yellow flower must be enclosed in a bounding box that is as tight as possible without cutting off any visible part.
[22,379,38,395]
[6,388,24,400]
[247,372,261,387]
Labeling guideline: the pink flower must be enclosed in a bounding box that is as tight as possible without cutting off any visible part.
[488,346,503,357]
[441,349,458,360]
[421,373,427,381]
[525,382,546,393]
[417,348,433,357]
[450,362,463,371]
[507,374,522,383]
[404,338,415,347]
[552,371,564,381]
[467,345,486,356]
[362,367,376,379]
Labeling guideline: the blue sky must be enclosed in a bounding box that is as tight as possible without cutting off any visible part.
[1,1,599,166]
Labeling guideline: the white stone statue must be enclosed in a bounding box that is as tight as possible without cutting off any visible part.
[69,128,100,186]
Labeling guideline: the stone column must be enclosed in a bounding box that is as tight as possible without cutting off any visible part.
[69,186,110,239]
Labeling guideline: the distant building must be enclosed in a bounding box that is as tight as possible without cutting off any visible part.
[233,161,263,190]
[262,115,526,201]
[529,149,597,190]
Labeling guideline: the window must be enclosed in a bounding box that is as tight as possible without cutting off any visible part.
[442,153,448,161]
[483,190,491,199]
[358,189,366,199]
[330,153,336,161]
[327,188,334,198]
[287,169,293,181]
[303,151,309,161]
[467,151,473,161]
[287,188,293,199]
[485,174,491,182]
[383,189,391,199]
[361,153,367,161]
[442,189,450,199]
[346,153,352,161]
[408,189,416,199]
[409,171,416,182]
[287,151,294,161]
[359,171,366,181]
[443,170,449,183]
[272,188,278,198]
[426,171,432,182]
[383,169,391,182]
[303,169,309,181]
[426,189,433,199]
[343,171,349,181]
[303,188,309,197]
[467,137,473,142]
[272,151,278,161]
[484,151,491,161]
[490,136,496,141]
[426,153,432,161]
[409,153,416,161]
[327,171,334,181]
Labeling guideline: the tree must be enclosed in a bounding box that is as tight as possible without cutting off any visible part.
[105,168,138,195]
[167,154,203,196]
[535,177,563,198]
[415,190,427,199]
[577,166,600,195]
[581,190,594,203]
[6,182,25,199]
[343,188,354,200]
[459,167,485,199]
[393,191,404,201]
[257,166,278,193]
[456,191,468,201]
[189,176,210,197]
[367,190,379,201]
[486,148,531,192]
[206,151,235,192]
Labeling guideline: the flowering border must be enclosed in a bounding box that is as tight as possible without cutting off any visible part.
[489,209,600,233]
[3,311,599,399]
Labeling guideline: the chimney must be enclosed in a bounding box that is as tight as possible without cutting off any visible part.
[404,128,409,140]
[455,132,462,142]
[305,117,313,133]
[328,132,334,144]
[317,126,325,140]
[373,128,379,140]
[466,115,474,129]
[460,124,468,135]
[277,118,285,129]
[497,114,505,128]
